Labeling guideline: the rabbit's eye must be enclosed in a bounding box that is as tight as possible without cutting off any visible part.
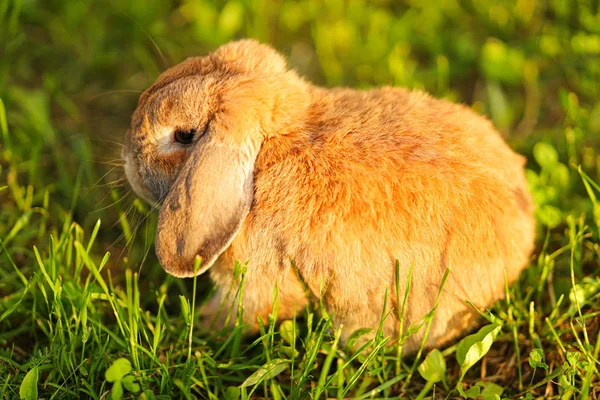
[174,128,196,145]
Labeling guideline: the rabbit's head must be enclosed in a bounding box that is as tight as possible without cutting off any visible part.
[123,40,309,277]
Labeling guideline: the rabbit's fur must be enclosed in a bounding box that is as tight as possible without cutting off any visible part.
[124,40,535,353]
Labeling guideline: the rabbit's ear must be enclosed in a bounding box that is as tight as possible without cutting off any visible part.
[212,39,288,75]
[155,134,257,277]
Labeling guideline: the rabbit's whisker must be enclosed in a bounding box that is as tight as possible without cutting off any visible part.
[98,178,129,202]
[137,217,155,275]
[87,89,144,101]
[125,14,168,69]
[91,188,132,214]
[108,200,140,250]
[87,136,127,148]
[84,165,123,196]
[124,200,161,249]
[93,159,126,167]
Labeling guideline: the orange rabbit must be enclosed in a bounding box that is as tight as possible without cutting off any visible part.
[124,39,535,353]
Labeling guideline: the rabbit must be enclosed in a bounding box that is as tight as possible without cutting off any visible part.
[123,39,535,354]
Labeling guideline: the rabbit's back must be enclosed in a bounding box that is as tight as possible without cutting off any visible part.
[220,86,534,351]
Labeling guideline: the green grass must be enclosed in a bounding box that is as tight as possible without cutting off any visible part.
[1,0,600,398]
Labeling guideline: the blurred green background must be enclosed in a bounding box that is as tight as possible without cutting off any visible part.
[2,0,600,397]
[2,0,600,258]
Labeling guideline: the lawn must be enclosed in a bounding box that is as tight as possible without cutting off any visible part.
[1,0,600,399]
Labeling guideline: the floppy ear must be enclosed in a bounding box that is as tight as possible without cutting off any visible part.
[155,134,258,278]
[211,39,288,76]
